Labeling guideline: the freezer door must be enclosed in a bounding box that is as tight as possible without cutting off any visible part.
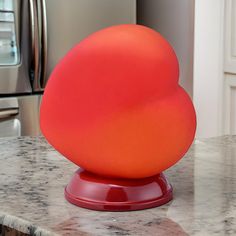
[0,0,32,94]
[41,0,136,88]
[0,95,41,137]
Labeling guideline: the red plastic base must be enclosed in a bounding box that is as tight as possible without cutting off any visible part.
[65,169,173,211]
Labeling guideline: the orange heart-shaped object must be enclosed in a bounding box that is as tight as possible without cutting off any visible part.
[40,24,196,179]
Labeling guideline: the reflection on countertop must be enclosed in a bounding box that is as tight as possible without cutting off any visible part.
[0,136,236,236]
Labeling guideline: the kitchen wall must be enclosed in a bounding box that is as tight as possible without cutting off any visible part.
[193,0,225,138]
[137,0,195,97]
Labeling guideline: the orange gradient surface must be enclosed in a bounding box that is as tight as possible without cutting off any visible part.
[40,24,196,179]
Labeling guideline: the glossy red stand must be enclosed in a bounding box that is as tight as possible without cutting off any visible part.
[65,169,173,211]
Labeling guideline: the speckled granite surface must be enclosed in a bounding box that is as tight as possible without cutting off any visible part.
[0,136,236,236]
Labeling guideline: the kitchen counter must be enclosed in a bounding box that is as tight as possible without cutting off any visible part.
[0,136,236,236]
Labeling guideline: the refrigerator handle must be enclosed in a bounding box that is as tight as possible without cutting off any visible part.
[0,108,19,119]
[29,0,42,91]
[29,0,36,64]
[41,0,48,89]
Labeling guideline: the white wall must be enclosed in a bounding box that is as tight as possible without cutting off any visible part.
[193,0,224,138]
[137,0,195,97]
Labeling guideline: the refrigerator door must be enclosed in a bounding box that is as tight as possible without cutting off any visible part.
[40,0,136,89]
[0,0,32,94]
[0,95,42,137]
[0,97,20,137]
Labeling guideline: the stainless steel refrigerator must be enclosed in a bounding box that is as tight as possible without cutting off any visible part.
[0,0,136,137]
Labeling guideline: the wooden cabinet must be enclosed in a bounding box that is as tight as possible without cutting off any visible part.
[224,0,236,73]
[224,0,236,134]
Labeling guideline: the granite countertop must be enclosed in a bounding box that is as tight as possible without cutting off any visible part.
[0,136,236,236]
